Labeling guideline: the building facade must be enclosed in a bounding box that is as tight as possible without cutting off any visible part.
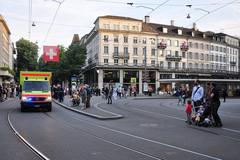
[80,15,240,95]
[0,15,14,85]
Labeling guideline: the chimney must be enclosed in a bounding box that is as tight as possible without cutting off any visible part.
[193,23,197,31]
[145,15,150,23]
[170,20,175,26]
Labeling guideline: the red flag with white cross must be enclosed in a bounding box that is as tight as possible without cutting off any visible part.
[43,46,60,62]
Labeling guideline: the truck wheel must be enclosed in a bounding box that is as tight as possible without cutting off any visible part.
[47,105,52,112]
[21,105,26,112]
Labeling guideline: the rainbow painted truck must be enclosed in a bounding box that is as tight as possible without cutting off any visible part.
[20,71,52,112]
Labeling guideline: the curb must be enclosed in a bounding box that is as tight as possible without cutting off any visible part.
[53,99,123,120]
[132,96,177,100]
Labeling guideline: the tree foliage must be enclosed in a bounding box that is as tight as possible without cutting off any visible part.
[16,38,38,76]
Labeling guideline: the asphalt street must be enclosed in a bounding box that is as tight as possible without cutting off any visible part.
[0,97,240,160]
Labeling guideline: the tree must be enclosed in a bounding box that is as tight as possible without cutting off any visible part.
[16,38,38,76]
[64,43,86,75]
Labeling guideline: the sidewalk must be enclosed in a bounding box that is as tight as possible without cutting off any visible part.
[53,95,123,120]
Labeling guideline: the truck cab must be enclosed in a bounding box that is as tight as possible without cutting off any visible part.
[20,71,52,112]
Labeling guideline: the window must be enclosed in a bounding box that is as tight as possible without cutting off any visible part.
[123,25,129,30]
[178,30,182,35]
[114,59,118,64]
[206,44,209,50]
[174,40,179,47]
[124,59,128,64]
[133,47,138,55]
[160,61,164,68]
[143,60,146,65]
[132,26,139,31]
[188,52,192,59]
[175,62,179,69]
[195,63,198,69]
[104,46,108,54]
[103,24,110,29]
[151,48,156,56]
[143,47,147,56]
[151,38,155,45]
[104,59,108,64]
[182,52,186,58]
[103,35,109,42]
[189,42,193,48]
[167,62,171,69]
[194,43,198,49]
[114,36,119,43]
[133,37,138,43]
[151,60,155,66]
[215,46,218,51]
[200,53,204,60]
[133,59,138,65]
[200,43,204,49]
[189,63,192,69]
[124,47,128,54]
[142,38,147,44]
[114,47,119,54]
[166,50,171,56]
[163,28,168,33]
[175,51,179,57]
[167,40,171,46]
[182,62,186,69]
[195,52,199,59]
[124,36,128,43]
[113,24,120,30]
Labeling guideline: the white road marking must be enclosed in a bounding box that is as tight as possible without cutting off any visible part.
[69,116,222,160]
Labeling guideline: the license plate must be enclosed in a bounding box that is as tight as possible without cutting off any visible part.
[34,105,41,107]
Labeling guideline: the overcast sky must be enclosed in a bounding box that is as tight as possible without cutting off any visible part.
[1,0,240,51]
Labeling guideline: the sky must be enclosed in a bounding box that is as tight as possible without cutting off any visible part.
[1,0,240,52]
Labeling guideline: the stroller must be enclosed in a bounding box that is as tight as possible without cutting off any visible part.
[71,92,80,106]
[192,102,213,127]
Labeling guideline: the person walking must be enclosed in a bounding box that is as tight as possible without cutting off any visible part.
[85,85,92,108]
[107,85,113,104]
[191,80,204,112]
[80,86,87,110]
[210,83,222,127]
[223,88,227,102]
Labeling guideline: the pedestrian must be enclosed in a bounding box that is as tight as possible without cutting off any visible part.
[210,83,223,127]
[80,86,87,110]
[223,88,227,102]
[202,83,213,122]
[182,89,187,105]
[177,87,183,105]
[85,85,92,108]
[191,80,204,112]
[185,100,193,125]
[107,85,113,104]
[58,87,64,102]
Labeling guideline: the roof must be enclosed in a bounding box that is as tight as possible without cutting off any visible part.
[94,15,142,24]
[0,15,11,34]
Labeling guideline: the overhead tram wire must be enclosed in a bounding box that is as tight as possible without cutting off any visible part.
[85,0,240,7]
[188,0,239,27]
[147,0,170,16]
[43,0,65,44]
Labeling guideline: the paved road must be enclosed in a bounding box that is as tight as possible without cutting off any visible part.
[0,97,239,160]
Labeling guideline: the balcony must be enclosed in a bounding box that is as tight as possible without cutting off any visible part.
[113,52,129,59]
[165,55,182,61]
[157,42,167,49]
[230,61,236,66]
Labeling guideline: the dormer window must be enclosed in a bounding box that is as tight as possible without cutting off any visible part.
[203,33,206,38]
[163,28,168,33]
[192,32,195,37]
[178,29,182,35]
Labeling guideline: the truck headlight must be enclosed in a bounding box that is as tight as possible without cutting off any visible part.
[46,96,52,101]
[22,96,27,101]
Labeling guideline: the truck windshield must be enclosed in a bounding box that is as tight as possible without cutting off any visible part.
[23,81,50,92]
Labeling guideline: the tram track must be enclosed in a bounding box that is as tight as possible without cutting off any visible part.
[47,104,222,160]
[7,109,50,160]
[122,101,240,142]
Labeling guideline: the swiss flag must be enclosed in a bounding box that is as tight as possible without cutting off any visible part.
[43,46,60,62]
